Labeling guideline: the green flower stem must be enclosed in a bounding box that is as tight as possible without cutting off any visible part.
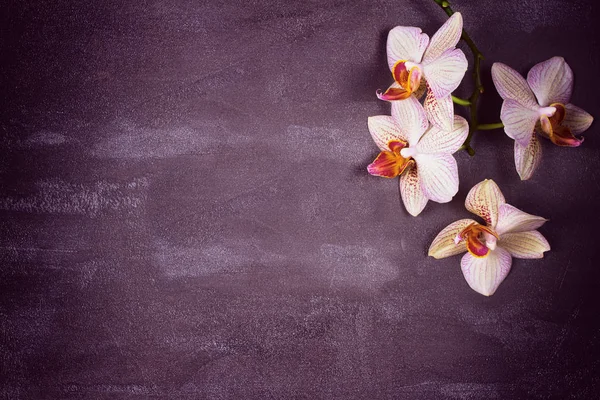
[451,95,471,106]
[433,0,484,156]
[477,122,504,130]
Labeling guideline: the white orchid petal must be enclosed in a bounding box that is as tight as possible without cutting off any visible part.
[367,115,406,151]
[499,231,550,259]
[386,26,430,70]
[491,63,537,107]
[428,218,476,259]
[460,247,512,296]
[391,95,429,146]
[526,56,573,107]
[422,12,463,64]
[424,91,454,131]
[414,153,458,203]
[563,103,594,135]
[495,203,547,235]
[465,179,505,228]
[399,163,428,216]
[514,133,542,181]
[416,115,469,154]
[500,99,540,147]
[422,48,468,99]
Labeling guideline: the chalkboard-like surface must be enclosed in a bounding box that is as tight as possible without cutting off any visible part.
[1,0,599,398]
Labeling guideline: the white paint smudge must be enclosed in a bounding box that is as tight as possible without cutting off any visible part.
[91,121,224,159]
[154,239,284,278]
[320,243,397,290]
[285,125,365,162]
[26,131,70,146]
[0,178,148,217]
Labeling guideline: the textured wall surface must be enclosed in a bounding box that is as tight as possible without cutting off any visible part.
[1,0,599,398]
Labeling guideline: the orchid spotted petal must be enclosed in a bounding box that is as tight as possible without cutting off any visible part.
[399,164,428,217]
[492,58,594,179]
[429,179,549,296]
[379,13,468,131]
[500,99,540,147]
[464,179,505,228]
[367,96,467,216]
[514,133,542,181]
[424,91,454,132]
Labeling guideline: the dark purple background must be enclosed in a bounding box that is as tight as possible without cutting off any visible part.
[1,0,599,398]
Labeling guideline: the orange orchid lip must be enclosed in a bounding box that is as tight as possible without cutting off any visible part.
[367,140,413,178]
[376,60,422,101]
[539,103,583,147]
[455,223,499,258]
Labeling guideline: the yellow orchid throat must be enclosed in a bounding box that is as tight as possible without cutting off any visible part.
[377,60,423,101]
[367,140,414,178]
[455,222,499,258]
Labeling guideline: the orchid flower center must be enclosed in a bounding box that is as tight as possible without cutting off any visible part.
[455,222,499,258]
[367,140,415,178]
[376,60,423,101]
[392,60,422,96]
[538,103,583,147]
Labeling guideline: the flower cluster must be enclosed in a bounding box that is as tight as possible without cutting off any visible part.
[368,13,468,216]
[366,4,593,296]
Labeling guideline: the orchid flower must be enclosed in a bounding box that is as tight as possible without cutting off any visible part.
[428,179,550,296]
[377,13,468,131]
[491,57,594,180]
[367,96,468,216]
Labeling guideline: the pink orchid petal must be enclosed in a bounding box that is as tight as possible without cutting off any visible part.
[563,103,594,135]
[424,91,454,131]
[367,115,407,151]
[386,26,430,70]
[422,12,463,64]
[491,63,537,107]
[416,115,469,155]
[495,203,547,236]
[514,133,542,181]
[399,163,428,216]
[390,95,429,146]
[465,179,505,228]
[500,99,540,147]
[526,56,573,107]
[460,247,512,296]
[422,48,468,99]
[428,218,476,259]
[413,153,458,203]
[499,231,550,259]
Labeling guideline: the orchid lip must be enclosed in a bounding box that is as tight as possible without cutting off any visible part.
[455,223,499,258]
